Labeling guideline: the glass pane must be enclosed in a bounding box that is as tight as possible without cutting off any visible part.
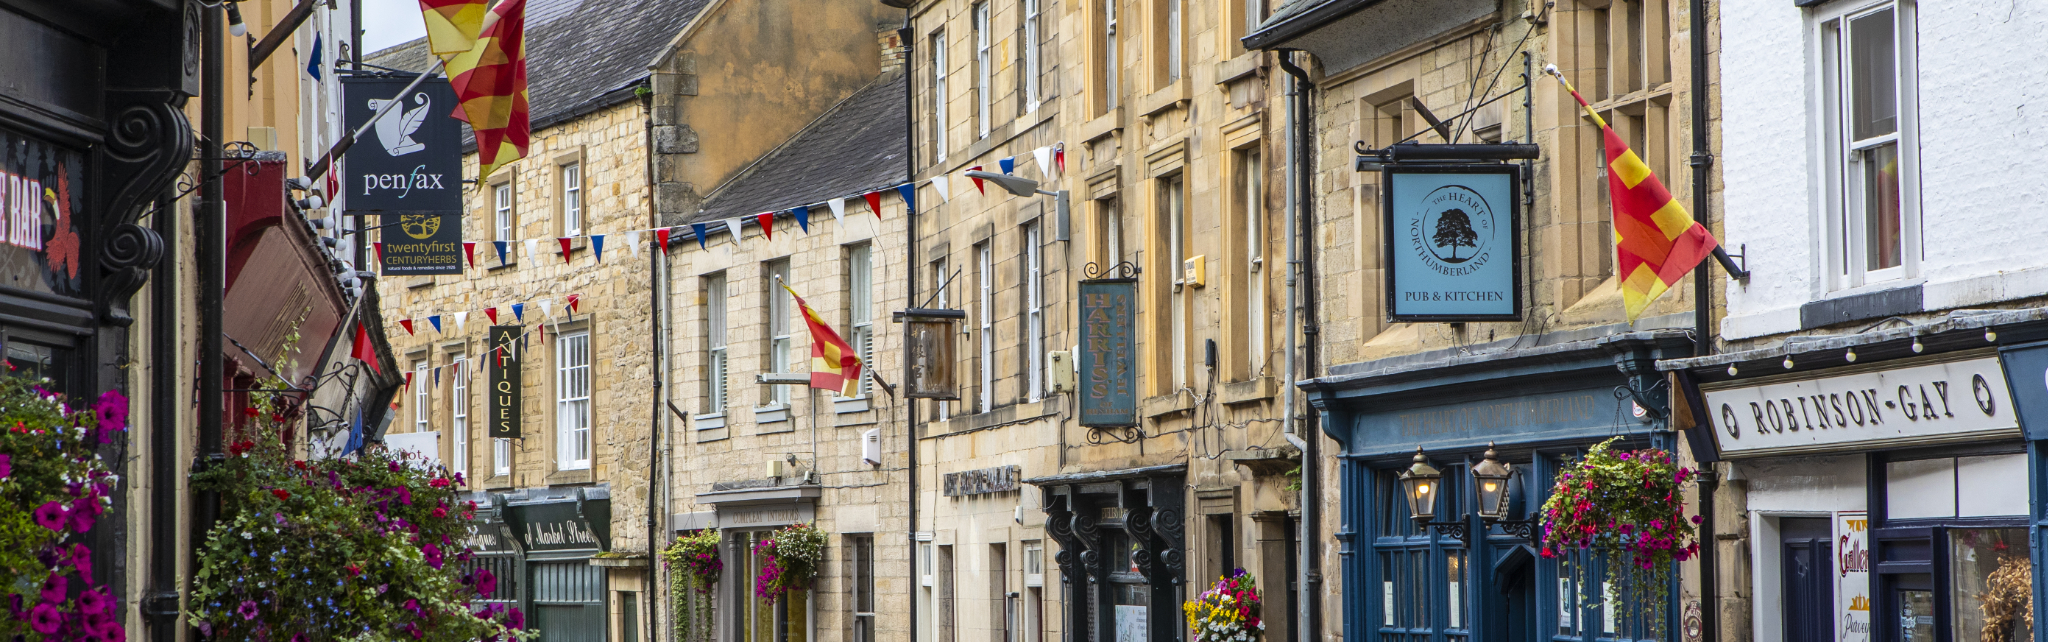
[1848,8,1898,141]
[1446,551,1465,630]
[1860,142,1903,271]
[1951,528,2032,642]
[1901,589,1935,642]
[1412,552,1429,629]
[1380,553,1397,628]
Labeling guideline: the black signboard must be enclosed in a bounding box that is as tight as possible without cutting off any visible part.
[378,212,463,275]
[0,127,88,298]
[507,496,611,553]
[1078,278,1138,427]
[487,326,521,439]
[341,76,464,212]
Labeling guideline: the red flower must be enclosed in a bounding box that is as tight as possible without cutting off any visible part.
[271,489,291,501]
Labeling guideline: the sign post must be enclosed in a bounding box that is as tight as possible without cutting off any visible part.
[1381,164,1522,322]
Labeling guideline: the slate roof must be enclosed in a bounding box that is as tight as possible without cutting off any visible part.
[688,73,908,225]
[363,0,711,133]
[1241,0,1380,50]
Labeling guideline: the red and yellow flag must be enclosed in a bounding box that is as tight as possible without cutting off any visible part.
[1550,66,1719,322]
[418,0,490,57]
[442,0,530,180]
[779,281,865,397]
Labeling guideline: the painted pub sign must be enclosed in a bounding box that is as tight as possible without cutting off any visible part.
[0,127,87,298]
[1079,278,1137,427]
[1382,164,1521,321]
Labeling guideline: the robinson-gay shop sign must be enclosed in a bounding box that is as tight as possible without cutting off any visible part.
[1382,164,1521,321]
[1700,354,2016,458]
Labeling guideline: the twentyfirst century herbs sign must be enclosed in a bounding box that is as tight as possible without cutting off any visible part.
[1382,164,1521,321]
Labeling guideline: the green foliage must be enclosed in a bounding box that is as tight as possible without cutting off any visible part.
[0,374,126,642]
[1281,465,1303,493]
[661,530,722,642]
[188,402,530,642]
[752,523,825,601]
[1539,437,1700,640]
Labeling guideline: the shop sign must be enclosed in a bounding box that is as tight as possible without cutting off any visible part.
[341,76,463,212]
[487,326,521,439]
[509,498,611,553]
[377,212,463,275]
[0,127,87,297]
[1701,356,2015,458]
[464,518,522,555]
[942,465,1021,497]
[1079,279,1137,427]
[716,504,815,529]
[1351,386,1634,456]
[1381,164,1521,322]
[1837,511,1871,642]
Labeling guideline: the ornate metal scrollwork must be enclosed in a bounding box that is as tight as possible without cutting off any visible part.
[1123,504,1158,582]
[1082,261,1139,280]
[1085,425,1143,445]
[1149,507,1185,577]
[1496,519,1538,543]
[98,91,194,325]
[1071,513,1102,580]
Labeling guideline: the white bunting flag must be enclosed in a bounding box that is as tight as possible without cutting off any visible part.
[523,239,539,264]
[828,198,846,221]
[454,311,468,332]
[932,175,951,203]
[725,218,745,247]
[1034,146,1054,177]
[627,231,642,259]
[540,299,556,321]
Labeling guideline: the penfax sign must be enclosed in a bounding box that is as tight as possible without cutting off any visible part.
[1701,354,2017,458]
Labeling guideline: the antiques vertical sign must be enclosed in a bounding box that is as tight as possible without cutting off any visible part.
[1382,164,1521,321]
[487,326,522,439]
[342,75,466,276]
[1079,278,1137,426]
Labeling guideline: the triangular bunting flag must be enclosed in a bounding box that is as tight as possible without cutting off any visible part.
[485,307,499,324]
[566,294,581,314]
[352,322,380,374]
[932,175,951,202]
[627,231,640,259]
[1054,145,1066,174]
[828,198,846,222]
[494,241,509,266]
[724,219,745,246]
[373,242,385,262]
[464,242,477,268]
[1033,147,1053,177]
[399,319,415,336]
[454,311,468,332]
[434,366,441,387]
[511,302,525,322]
[756,212,775,241]
[791,205,810,233]
[967,167,985,194]
[523,239,539,263]
[539,299,555,320]
[403,371,414,390]
[896,184,916,211]
[592,234,606,262]
[557,237,573,263]
[427,315,443,333]
[692,223,709,250]
[864,191,885,218]
[536,322,545,344]
[999,157,1015,175]
[656,228,672,254]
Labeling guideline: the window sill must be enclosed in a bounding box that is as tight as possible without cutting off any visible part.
[1082,108,1125,145]
[1215,51,1263,86]
[488,258,519,271]
[1800,282,1925,330]
[692,412,726,430]
[1221,376,1278,406]
[545,468,594,486]
[1137,82,1190,120]
[834,396,871,414]
[754,405,791,426]
[407,276,435,289]
[1142,392,1195,419]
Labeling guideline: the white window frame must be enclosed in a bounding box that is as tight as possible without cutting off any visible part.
[975,2,992,139]
[1165,0,1182,84]
[555,331,591,471]
[450,353,469,480]
[1816,0,1920,292]
[977,243,994,412]
[1242,150,1264,375]
[1025,223,1044,402]
[766,260,793,408]
[493,183,514,242]
[844,245,874,399]
[414,360,430,433]
[851,535,877,642]
[560,162,583,237]
[493,438,510,476]
[706,273,729,413]
[933,31,949,163]
[1021,541,1044,642]
[1023,0,1041,112]
[1165,176,1188,390]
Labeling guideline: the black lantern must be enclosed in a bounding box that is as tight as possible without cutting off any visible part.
[1470,443,1514,521]
[1397,448,1443,523]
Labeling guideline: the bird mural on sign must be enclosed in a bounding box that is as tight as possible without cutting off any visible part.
[367,92,431,157]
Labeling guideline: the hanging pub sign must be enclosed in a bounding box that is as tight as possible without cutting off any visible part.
[901,308,965,400]
[487,326,522,439]
[1079,276,1138,427]
[0,126,88,298]
[341,76,463,212]
[1382,164,1521,322]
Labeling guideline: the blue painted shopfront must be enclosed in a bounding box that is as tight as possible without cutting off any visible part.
[1305,332,1695,642]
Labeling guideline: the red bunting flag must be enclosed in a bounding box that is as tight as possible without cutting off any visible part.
[968,166,985,193]
[1055,146,1065,174]
[756,212,775,241]
[484,307,498,324]
[463,242,477,267]
[351,321,382,374]
[373,243,385,262]
[557,237,573,262]
[656,228,671,254]
[403,370,414,390]
[863,191,883,218]
[399,319,415,335]
[566,293,581,314]
[536,322,546,344]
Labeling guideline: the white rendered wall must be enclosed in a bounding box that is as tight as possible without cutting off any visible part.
[1717,0,2048,339]
[1738,454,1866,642]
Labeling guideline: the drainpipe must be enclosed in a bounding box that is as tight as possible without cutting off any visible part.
[145,191,179,640]
[193,6,227,641]
[900,14,921,642]
[1276,50,1321,642]
[1687,0,1720,640]
[641,85,663,642]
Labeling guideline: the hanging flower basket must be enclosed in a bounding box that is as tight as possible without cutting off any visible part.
[662,530,722,642]
[188,384,530,642]
[0,375,127,642]
[1540,437,1700,639]
[753,523,826,601]
[1183,569,1266,642]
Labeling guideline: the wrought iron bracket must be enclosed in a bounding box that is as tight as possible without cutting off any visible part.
[1488,518,1538,544]
[1419,519,1469,545]
[1085,425,1143,445]
[1083,261,1139,280]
